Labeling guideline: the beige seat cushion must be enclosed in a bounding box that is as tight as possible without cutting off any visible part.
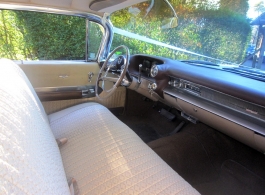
[0,59,70,194]
[49,103,200,195]
[1,59,199,194]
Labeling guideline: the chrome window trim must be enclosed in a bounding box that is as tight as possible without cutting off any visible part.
[97,13,113,63]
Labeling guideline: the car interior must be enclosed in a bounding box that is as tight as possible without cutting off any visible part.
[1,0,265,194]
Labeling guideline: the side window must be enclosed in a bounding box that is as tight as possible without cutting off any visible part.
[0,10,103,61]
[88,21,103,60]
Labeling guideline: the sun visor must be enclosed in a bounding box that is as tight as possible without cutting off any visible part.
[90,0,146,13]
[90,0,126,11]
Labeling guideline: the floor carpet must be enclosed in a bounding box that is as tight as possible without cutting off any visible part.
[116,89,184,142]
[148,123,265,195]
[114,89,265,194]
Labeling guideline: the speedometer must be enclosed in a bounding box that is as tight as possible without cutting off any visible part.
[150,65,158,77]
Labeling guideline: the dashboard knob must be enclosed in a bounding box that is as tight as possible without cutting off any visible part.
[151,83,157,90]
[148,83,157,90]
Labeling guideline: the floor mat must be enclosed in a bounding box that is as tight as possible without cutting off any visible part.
[148,123,265,195]
[195,160,265,195]
[219,160,265,194]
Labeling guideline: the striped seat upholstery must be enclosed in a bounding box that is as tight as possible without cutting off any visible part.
[0,59,199,195]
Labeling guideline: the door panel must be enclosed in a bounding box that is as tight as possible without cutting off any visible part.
[42,87,126,114]
[19,61,99,87]
[17,61,126,114]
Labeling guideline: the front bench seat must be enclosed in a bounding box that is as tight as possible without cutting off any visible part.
[0,59,199,195]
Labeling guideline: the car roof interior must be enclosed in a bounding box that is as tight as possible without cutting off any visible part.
[0,0,146,15]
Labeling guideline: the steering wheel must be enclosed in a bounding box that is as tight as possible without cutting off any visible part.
[96,45,130,100]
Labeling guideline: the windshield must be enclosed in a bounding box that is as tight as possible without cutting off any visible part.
[110,0,265,71]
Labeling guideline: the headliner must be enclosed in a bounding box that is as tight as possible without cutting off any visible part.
[0,0,146,16]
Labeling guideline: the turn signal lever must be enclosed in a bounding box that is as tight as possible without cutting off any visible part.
[138,64,142,83]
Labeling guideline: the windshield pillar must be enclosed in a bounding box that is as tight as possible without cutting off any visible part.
[257,26,265,69]
[85,18,90,62]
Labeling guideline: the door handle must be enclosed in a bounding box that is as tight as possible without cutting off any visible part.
[59,74,69,79]
[88,72,94,82]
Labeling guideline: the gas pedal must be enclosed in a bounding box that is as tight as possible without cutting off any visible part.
[160,108,176,121]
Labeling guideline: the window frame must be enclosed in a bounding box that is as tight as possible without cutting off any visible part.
[0,5,113,63]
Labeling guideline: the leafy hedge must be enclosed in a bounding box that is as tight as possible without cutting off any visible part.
[0,10,87,60]
[0,10,25,59]
[15,11,86,60]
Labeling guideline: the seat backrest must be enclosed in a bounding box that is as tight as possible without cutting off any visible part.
[0,59,70,194]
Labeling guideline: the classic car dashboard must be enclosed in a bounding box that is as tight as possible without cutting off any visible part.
[127,54,265,153]
[128,55,163,81]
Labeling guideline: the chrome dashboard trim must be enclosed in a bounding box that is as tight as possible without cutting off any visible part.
[164,87,265,136]
[168,77,265,120]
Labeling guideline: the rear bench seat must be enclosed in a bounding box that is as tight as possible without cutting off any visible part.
[0,59,199,194]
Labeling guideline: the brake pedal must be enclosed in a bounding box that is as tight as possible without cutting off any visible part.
[160,108,175,121]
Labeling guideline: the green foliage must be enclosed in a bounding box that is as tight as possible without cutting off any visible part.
[111,0,251,63]
[194,9,251,62]
[14,11,86,60]
[0,10,27,59]
[0,10,102,60]
[0,10,92,60]
[110,9,131,29]
[88,22,103,57]
[219,0,249,16]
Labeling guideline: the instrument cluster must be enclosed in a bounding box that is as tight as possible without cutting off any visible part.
[141,59,160,77]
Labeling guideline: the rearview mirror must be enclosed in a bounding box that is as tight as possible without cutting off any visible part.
[161,17,178,29]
